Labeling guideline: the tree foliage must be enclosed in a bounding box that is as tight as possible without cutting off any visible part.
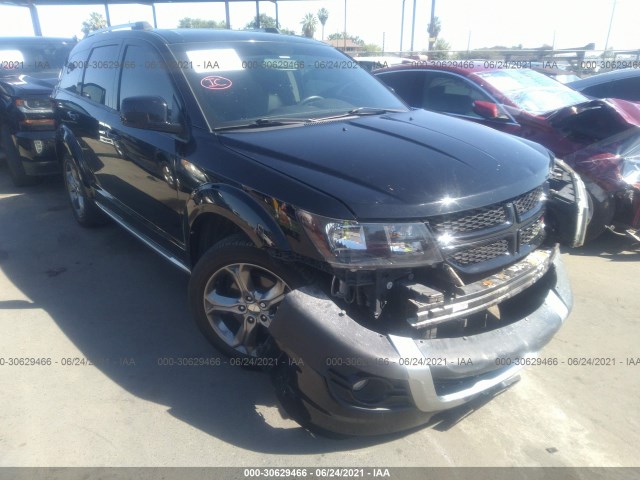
[362,43,382,53]
[81,12,107,37]
[327,32,365,46]
[178,17,227,29]
[300,13,318,38]
[245,13,277,29]
[430,38,451,59]
[427,16,441,51]
[317,8,329,40]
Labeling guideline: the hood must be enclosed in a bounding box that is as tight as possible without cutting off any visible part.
[0,72,59,96]
[563,124,640,192]
[548,99,640,131]
[219,109,550,219]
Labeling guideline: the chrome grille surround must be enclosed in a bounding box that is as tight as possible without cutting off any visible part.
[428,185,547,274]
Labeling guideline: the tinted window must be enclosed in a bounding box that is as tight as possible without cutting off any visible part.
[81,44,120,108]
[582,83,611,99]
[0,41,73,74]
[59,50,88,95]
[609,77,640,101]
[118,44,181,123]
[377,71,426,107]
[422,73,492,117]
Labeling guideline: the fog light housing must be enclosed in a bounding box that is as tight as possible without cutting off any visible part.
[351,377,391,404]
[34,140,44,154]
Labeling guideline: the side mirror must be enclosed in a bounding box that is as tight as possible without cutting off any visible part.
[472,100,500,119]
[121,96,182,134]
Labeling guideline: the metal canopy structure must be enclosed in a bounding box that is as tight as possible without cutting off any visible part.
[0,0,315,36]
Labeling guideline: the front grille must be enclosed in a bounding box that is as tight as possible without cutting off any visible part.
[450,239,509,266]
[520,215,545,244]
[514,186,544,216]
[430,205,506,235]
[431,185,547,272]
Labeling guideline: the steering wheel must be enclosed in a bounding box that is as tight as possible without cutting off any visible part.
[300,95,325,105]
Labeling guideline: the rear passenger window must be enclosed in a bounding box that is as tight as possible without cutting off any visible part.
[59,51,87,95]
[81,44,120,108]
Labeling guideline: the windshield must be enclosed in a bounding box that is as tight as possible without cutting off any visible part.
[170,40,407,128]
[475,69,588,114]
[0,41,74,74]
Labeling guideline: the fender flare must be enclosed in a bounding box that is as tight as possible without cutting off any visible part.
[186,183,291,253]
[57,124,95,188]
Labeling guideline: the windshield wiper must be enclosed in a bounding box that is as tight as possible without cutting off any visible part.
[312,107,407,122]
[347,107,407,115]
[215,117,312,131]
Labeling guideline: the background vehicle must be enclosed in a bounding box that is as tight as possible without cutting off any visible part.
[568,68,640,102]
[376,64,640,241]
[353,55,414,72]
[53,27,584,436]
[0,37,74,186]
[529,62,581,84]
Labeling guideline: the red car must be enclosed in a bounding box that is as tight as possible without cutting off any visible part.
[375,63,640,241]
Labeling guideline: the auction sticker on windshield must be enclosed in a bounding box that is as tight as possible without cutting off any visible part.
[187,48,243,73]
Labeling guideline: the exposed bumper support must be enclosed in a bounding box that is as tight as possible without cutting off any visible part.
[270,247,572,436]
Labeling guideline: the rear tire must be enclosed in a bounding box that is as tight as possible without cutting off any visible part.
[1,126,39,187]
[189,234,304,360]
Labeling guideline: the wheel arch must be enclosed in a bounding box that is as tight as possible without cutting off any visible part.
[186,184,291,267]
[57,124,93,187]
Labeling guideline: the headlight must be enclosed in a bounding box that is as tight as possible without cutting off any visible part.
[15,98,53,113]
[298,210,443,268]
[621,157,640,186]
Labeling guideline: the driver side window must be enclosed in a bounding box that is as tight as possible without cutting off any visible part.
[118,44,182,124]
[422,73,492,118]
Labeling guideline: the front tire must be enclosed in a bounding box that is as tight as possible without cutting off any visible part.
[189,235,303,360]
[1,126,38,187]
[62,155,107,227]
[585,189,615,241]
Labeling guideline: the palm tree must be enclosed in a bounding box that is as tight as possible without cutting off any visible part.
[300,13,318,38]
[81,12,107,37]
[427,16,441,50]
[317,8,329,40]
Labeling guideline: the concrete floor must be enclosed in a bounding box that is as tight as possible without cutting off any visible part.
[0,165,638,468]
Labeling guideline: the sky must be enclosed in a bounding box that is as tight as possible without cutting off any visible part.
[0,0,637,54]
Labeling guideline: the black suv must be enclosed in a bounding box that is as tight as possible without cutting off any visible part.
[53,26,588,436]
[1,37,75,186]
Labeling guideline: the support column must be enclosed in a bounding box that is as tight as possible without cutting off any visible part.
[28,3,42,36]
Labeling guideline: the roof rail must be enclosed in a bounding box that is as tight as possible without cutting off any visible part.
[86,21,152,38]
[244,27,280,34]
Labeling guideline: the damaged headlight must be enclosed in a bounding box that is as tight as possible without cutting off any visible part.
[298,210,443,267]
[621,157,640,186]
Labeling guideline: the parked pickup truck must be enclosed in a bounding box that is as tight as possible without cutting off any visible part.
[53,25,588,436]
[0,37,74,186]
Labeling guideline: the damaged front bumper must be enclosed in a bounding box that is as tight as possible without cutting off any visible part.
[269,246,572,436]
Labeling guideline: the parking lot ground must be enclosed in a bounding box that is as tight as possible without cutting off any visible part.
[0,163,639,467]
